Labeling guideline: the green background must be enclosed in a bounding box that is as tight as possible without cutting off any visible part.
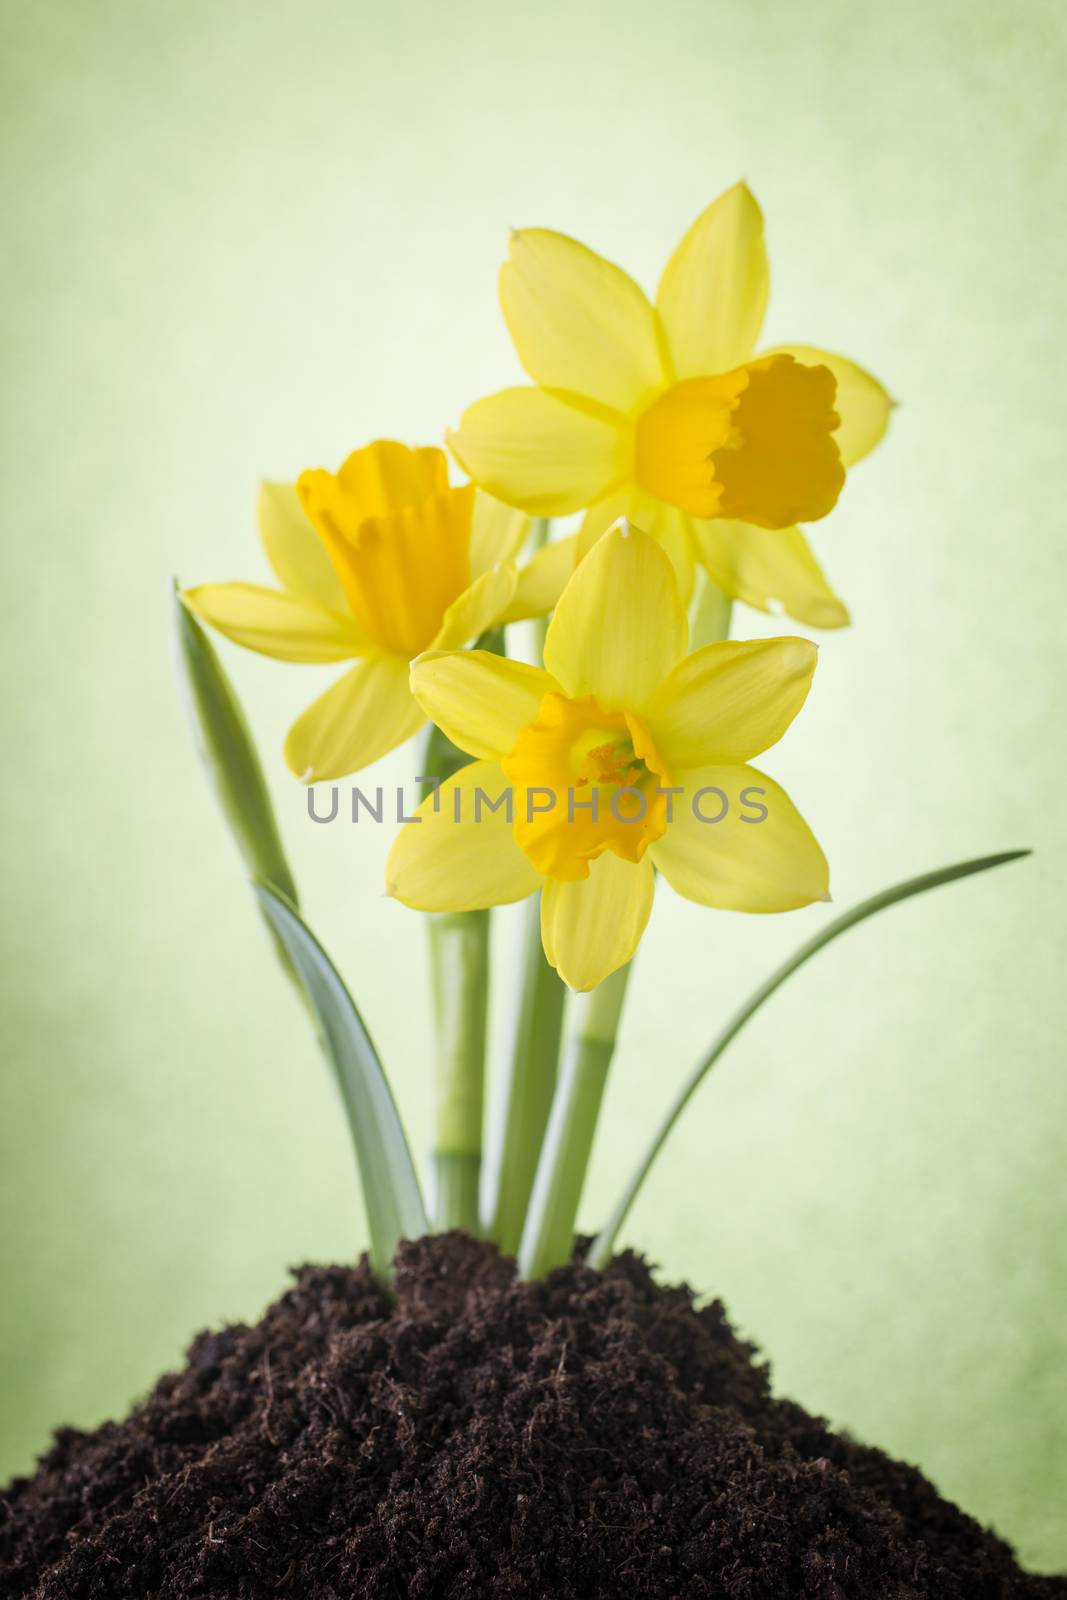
[2,0,1065,1573]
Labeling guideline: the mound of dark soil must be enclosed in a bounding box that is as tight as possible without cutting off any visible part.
[2,1234,1062,1598]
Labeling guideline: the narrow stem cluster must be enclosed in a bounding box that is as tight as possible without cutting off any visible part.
[420,713,492,1234]
[483,892,567,1253]
[517,962,631,1279]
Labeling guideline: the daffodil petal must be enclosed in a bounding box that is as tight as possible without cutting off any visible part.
[431,562,518,650]
[650,763,828,912]
[575,495,631,567]
[541,851,654,991]
[284,655,423,782]
[691,518,849,629]
[386,759,542,912]
[410,651,559,760]
[335,440,448,514]
[499,532,580,623]
[448,388,631,516]
[577,491,695,602]
[544,522,688,709]
[501,228,666,413]
[763,344,892,466]
[646,637,817,768]
[257,482,348,612]
[469,490,532,578]
[184,583,365,663]
[656,183,769,378]
[630,492,697,602]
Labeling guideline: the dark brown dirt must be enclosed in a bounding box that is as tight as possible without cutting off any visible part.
[2,1234,1062,1599]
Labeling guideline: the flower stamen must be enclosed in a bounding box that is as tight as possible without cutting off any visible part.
[503,693,673,880]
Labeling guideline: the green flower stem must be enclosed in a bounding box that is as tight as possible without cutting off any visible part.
[483,892,567,1253]
[427,905,490,1232]
[529,516,552,653]
[480,518,566,1252]
[689,571,733,649]
[510,563,728,1274]
[420,627,504,1235]
[432,1149,482,1239]
[462,510,563,1239]
[516,961,632,1279]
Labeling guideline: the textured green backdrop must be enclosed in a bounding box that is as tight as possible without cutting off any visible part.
[2,0,1065,1573]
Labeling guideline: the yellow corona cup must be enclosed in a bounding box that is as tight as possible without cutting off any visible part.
[449,183,892,626]
[386,523,828,990]
[184,440,556,782]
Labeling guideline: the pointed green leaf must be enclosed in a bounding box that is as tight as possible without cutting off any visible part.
[171,582,298,905]
[255,884,428,1274]
[587,851,1032,1270]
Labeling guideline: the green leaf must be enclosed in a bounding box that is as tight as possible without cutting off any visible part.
[171,582,298,905]
[586,850,1032,1270]
[255,884,428,1275]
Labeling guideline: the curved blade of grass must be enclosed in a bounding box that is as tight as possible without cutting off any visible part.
[172,581,302,994]
[587,851,1031,1270]
[255,883,429,1276]
[171,582,298,902]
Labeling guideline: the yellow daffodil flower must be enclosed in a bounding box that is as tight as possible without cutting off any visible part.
[448,182,892,628]
[386,523,828,991]
[184,440,552,782]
